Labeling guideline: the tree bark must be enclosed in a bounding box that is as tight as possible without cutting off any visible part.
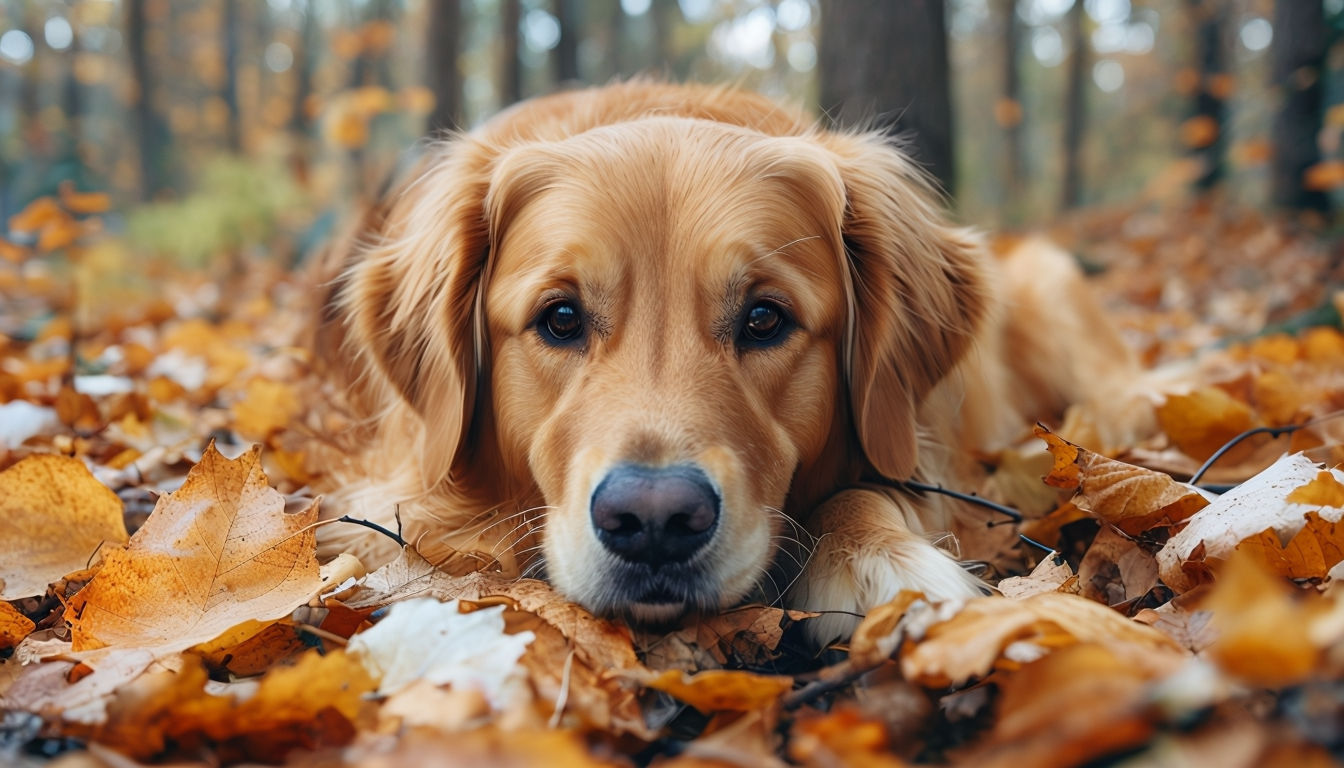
[1270,0,1329,212]
[1187,0,1227,190]
[222,0,241,152]
[426,0,464,134]
[818,0,956,196]
[998,0,1023,221]
[126,0,169,200]
[500,0,523,106]
[1059,0,1087,211]
[553,0,581,85]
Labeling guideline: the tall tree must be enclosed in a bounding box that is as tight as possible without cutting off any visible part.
[1186,0,1228,190]
[997,0,1023,222]
[553,0,581,84]
[126,0,170,199]
[1059,0,1088,210]
[289,2,317,183]
[426,0,464,134]
[1270,0,1329,212]
[500,0,523,105]
[818,0,956,195]
[222,0,242,152]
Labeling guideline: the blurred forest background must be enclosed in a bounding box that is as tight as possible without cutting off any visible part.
[1,0,1342,284]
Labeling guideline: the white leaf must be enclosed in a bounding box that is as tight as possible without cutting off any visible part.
[347,598,534,706]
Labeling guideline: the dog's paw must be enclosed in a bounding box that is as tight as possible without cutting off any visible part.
[789,490,985,648]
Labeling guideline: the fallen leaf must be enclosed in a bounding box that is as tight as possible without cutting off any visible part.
[1156,388,1258,462]
[346,598,533,703]
[1036,425,1210,535]
[1157,454,1344,591]
[0,602,35,649]
[642,668,792,713]
[997,557,1079,599]
[64,444,321,653]
[1076,525,1158,606]
[232,378,302,441]
[900,592,1185,688]
[0,454,128,600]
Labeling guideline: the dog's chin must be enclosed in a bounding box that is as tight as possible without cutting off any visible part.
[584,560,729,629]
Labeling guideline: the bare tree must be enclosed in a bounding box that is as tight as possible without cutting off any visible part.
[1271,0,1329,212]
[1059,0,1087,210]
[818,0,956,195]
[426,0,464,134]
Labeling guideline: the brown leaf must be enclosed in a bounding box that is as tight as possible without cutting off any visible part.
[1076,526,1158,606]
[1036,425,1210,536]
[231,378,302,441]
[997,557,1079,599]
[0,454,127,600]
[65,444,321,654]
[1286,470,1344,507]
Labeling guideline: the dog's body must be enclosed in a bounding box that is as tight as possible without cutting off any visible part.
[313,82,1140,643]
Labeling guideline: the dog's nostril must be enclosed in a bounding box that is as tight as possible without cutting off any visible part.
[590,464,720,566]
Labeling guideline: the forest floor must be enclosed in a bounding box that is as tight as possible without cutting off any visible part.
[1,198,1343,767]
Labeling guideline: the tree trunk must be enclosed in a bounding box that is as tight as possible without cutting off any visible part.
[1187,0,1227,190]
[818,0,956,196]
[1270,0,1329,212]
[63,19,83,152]
[222,0,242,152]
[553,0,581,85]
[126,0,169,200]
[1059,0,1087,211]
[426,0,464,134]
[289,2,317,185]
[998,0,1023,222]
[653,0,678,76]
[606,2,625,80]
[500,0,523,106]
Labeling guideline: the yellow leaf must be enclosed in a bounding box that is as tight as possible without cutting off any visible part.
[58,180,111,215]
[65,443,321,653]
[8,196,63,233]
[231,378,301,441]
[0,454,127,600]
[643,668,792,713]
[0,237,27,263]
[1156,387,1257,462]
[1287,470,1344,507]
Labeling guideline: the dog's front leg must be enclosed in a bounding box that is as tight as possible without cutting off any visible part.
[789,488,985,647]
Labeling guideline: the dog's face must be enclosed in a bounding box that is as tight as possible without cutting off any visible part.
[337,110,989,623]
[484,120,850,618]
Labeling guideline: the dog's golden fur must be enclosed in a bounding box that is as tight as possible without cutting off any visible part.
[312,82,1141,643]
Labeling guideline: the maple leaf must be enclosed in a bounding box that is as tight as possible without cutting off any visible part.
[64,443,321,654]
[0,454,128,600]
[1036,425,1211,536]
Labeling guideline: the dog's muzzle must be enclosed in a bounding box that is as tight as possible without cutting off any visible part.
[590,464,719,565]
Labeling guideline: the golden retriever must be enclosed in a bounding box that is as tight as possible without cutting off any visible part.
[312,82,1141,644]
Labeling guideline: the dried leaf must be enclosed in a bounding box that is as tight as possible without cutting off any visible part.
[0,454,128,600]
[1156,388,1257,462]
[642,668,792,713]
[1157,454,1344,591]
[0,601,35,649]
[998,557,1079,599]
[65,444,321,653]
[1036,425,1210,535]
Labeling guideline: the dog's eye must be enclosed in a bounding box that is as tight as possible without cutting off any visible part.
[740,301,791,347]
[538,300,584,345]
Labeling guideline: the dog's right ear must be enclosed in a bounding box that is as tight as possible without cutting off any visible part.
[320,136,497,488]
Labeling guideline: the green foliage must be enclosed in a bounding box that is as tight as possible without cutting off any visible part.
[127,157,307,269]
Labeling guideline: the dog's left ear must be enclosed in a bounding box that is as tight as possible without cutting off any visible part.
[826,133,992,480]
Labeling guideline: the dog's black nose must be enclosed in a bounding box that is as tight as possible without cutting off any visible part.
[591,464,719,565]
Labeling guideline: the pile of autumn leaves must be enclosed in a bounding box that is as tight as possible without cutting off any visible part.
[2,204,1344,766]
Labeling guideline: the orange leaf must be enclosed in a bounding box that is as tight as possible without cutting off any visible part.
[1287,470,1344,507]
[1035,425,1209,535]
[0,601,36,649]
[37,216,82,252]
[8,196,64,234]
[1155,387,1257,462]
[1236,510,1344,581]
[0,454,127,601]
[65,444,321,653]
[58,181,111,215]
[0,237,27,263]
[1180,116,1220,149]
[231,378,301,441]
[642,668,792,713]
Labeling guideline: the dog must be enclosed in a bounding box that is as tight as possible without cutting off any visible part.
[311,81,1142,644]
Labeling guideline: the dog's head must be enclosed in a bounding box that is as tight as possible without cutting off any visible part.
[335,112,989,621]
